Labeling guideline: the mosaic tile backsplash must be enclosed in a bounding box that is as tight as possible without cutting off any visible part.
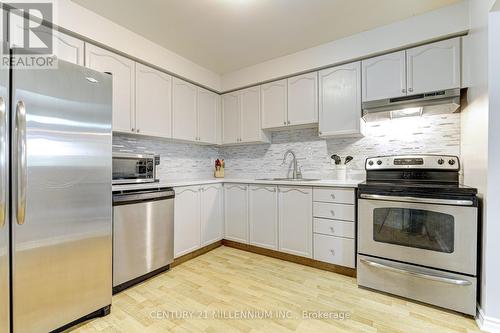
[114,113,460,181]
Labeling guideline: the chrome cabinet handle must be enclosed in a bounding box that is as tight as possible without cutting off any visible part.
[330,210,335,216]
[330,194,335,199]
[408,88,414,92]
[136,128,140,133]
[401,89,406,93]
[15,101,27,225]
[359,194,473,206]
[360,258,472,286]
[0,96,6,228]
[330,249,335,256]
[287,120,291,125]
[131,127,135,132]
[283,121,286,125]
[329,226,335,233]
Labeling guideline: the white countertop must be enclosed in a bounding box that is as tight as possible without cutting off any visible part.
[112,178,362,192]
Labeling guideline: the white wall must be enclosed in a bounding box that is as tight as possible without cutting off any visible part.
[221,1,469,92]
[54,0,221,91]
[462,0,500,331]
[483,1,500,331]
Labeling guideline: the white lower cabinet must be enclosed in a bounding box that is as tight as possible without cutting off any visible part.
[174,184,223,258]
[249,185,278,250]
[313,234,355,268]
[174,186,201,258]
[278,186,313,258]
[224,184,249,243]
[201,184,223,246]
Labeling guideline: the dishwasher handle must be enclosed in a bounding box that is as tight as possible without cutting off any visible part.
[113,189,175,205]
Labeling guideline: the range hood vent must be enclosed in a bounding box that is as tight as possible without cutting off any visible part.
[362,88,463,122]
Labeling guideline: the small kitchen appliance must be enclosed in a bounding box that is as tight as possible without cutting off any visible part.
[357,155,478,315]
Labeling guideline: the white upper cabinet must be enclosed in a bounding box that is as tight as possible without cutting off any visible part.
[248,185,278,250]
[224,184,249,243]
[222,93,240,144]
[174,186,201,258]
[287,73,318,126]
[278,186,313,258]
[261,80,287,129]
[85,43,135,133]
[406,38,460,94]
[362,50,406,102]
[222,89,268,145]
[197,88,219,144]
[172,78,197,141]
[135,63,172,138]
[319,62,364,138]
[53,31,84,65]
[239,87,263,142]
[200,184,223,246]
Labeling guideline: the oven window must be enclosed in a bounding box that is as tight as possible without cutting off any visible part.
[373,208,454,253]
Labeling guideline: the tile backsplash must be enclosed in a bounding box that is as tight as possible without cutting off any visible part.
[114,113,460,181]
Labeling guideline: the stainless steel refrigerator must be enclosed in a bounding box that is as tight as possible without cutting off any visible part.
[1,43,113,332]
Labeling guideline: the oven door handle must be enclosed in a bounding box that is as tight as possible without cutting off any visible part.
[359,194,474,206]
[360,258,472,286]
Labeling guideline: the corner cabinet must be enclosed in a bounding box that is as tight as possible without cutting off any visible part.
[222,89,269,145]
[172,78,198,142]
[174,184,223,258]
[278,186,313,258]
[319,62,365,138]
[197,88,219,144]
[135,63,172,138]
[224,184,249,243]
[85,43,136,133]
[248,185,278,250]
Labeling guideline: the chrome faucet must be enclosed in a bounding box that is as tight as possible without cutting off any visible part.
[282,149,302,179]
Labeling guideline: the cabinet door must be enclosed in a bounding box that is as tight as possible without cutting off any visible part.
[135,63,172,138]
[201,184,223,246]
[406,38,460,94]
[319,62,364,137]
[261,80,287,129]
[54,31,84,65]
[197,88,218,144]
[174,186,201,258]
[222,93,240,144]
[172,78,197,141]
[287,73,318,126]
[362,50,406,101]
[85,43,135,133]
[240,87,264,142]
[278,186,312,258]
[249,185,278,250]
[224,184,248,243]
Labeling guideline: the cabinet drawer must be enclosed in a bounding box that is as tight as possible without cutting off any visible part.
[313,202,354,221]
[314,234,355,268]
[313,218,355,239]
[313,187,355,204]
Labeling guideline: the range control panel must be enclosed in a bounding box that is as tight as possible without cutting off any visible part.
[365,155,460,171]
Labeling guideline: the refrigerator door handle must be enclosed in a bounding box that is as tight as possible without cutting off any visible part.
[15,100,27,225]
[0,96,5,227]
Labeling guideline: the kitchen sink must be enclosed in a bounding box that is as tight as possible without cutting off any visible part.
[255,177,320,182]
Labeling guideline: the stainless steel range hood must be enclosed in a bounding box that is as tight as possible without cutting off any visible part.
[362,88,462,122]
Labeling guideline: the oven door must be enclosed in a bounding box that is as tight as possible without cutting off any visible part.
[358,194,477,275]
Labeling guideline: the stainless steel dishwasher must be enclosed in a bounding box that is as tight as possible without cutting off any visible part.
[112,187,175,293]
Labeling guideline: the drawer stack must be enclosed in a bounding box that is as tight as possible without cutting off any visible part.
[312,187,356,268]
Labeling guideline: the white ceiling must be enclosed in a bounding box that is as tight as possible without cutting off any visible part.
[71,0,460,74]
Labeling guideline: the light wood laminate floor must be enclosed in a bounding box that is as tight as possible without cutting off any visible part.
[68,246,482,333]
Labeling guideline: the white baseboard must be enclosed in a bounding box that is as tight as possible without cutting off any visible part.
[477,305,500,333]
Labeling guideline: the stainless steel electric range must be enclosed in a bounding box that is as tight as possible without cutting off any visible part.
[357,155,478,315]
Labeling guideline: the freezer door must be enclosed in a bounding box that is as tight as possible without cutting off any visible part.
[11,59,112,332]
[0,42,10,333]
